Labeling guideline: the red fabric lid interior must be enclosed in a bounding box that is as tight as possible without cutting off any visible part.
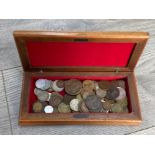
[26,42,135,67]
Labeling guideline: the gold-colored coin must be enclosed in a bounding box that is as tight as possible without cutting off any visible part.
[33,101,43,113]
[58,102,71,113]
[83,80,95,90]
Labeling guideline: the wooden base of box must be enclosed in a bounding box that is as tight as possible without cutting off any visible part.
[19,71,142,126]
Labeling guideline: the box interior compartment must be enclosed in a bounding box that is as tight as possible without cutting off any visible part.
[28,75,132,113]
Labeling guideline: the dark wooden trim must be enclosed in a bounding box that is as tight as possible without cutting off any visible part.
[19,71,142,125]
[13,31,149,72]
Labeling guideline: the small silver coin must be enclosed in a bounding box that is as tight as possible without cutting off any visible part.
[35,79,51,90]
[116,87,126,100]
[70,99,81,112]
[52,80,64,92]
[44,105,54,113]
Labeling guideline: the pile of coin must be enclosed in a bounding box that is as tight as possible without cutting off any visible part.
[32,78,128,113]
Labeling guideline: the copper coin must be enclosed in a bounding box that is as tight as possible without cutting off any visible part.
[33,101,43,113]
[85,95,102,111]
[49,92,63,107]
[111,103,123,113]
[63,94,76,104]
[58,102,71,113]
[83,80,95,90]
[80,101,89,112]
[106,87,119,100]
[96,89,106,98]
[111,80,125,89]
[98,80,111,90]
[65,79,82,95]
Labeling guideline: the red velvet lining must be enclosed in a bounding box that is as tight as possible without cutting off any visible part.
[26,42,135,67]
[28,76,132,113]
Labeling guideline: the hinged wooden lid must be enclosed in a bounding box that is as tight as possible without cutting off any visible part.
[13,31,149,72]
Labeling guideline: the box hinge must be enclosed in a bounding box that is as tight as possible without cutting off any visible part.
[115,68,119,74]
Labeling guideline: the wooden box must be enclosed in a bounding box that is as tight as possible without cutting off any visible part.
[13,31,149,125]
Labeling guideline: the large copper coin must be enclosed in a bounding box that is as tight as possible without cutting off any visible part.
[63,94,76,105]
[33,101,43,113]
[65,79,82,95]
[85,95,102,111]
[80,101,89,112]
[106,87,119,100]
[49,92,63,107]
[83,80,95,90]
[98,80,111,90]
[58,102,71,113]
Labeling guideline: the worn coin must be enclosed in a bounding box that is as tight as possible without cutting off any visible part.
[83,80,95,90]
[52,80,64,92]
[49,92,63,107]
[111,103,123,113]
[70,99,81,112]
[63,94,76,104]
[111,80,125,89]
[76,94,83,102]
[65,79,82,95]
[106,87,119,100]
[102,100,112,110]
[80,101,89,112]
[58,102,71,113]
[57,80,64,88]
[33,101,43,113]
[116,87,126,100]
[81,87,95,99]
[94,81,99,90]
[85,95,102,111]
[98,80,111,90]
[36,90,50,102]
[96,88,106,98]
[44,105,54,113]
[35,79,51,90]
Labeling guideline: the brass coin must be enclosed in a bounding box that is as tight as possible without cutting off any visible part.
[63,94,76,104]
[80,101,89,112]
[58,102,71,113]
[83,80,95,90]
[96,89,106,98]
[65,79,82,95]
[49,92,63,107]
[106,87,119,100]
[98,80,111,90]
[111,103,123,113]
[33,101,43,113]
[85,95,103,111]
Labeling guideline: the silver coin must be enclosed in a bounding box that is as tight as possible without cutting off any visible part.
[44,105,54,113]
[70,99,81,112]
[116,87,126,100]
[34,88,42,96]
[52,80,64,92]
[37,91,50,102]
[35,79,51,90]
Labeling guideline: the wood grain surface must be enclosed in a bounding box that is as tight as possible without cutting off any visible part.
[0,19,155,134]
